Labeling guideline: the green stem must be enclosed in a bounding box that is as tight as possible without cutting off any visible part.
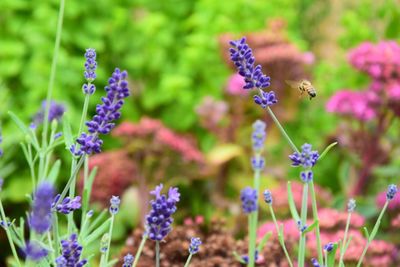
[52,214,60,260]
[156,241,160,267]
[67,157,77,235]
[55,156,85,207]
[0,200,21,266]
[104,215,115,265]
[78,94,91,135]
[309,180,323,263]
[266,107,299,153]
[339,212,352,267]
[42,0,65,148]
[184,254,193,267]
[248,155,261,267]
[80,156,89,227]
[298,183,308,267]
[269,205,293,267]
[356,201,389,267]
[27,144,36,190]
[132,234,147,267]
[47,232,55,263]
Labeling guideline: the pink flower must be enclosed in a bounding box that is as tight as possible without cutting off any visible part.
[225,73,247,96]
[326,90,377,121]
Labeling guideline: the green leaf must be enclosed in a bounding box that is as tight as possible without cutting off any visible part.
[8,111,29,135]
[83,218,111,246]
[82,166,98,216]
[47,160,61,184]
[62,115,74,150]
[327,243,338,267]
[303,219,318,234]
[232,251,246,264]
[106,258,119,267]
[287,182,300,222]
[319,142,338,160]
[257,231,272,252]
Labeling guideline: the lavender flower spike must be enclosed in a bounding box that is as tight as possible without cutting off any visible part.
[289,143,319,168]
[29,182,55,234]
[122,253,134,267]
[25,241,48,262]
[323,242,334,252]
[188,237,202,254]
[229,37,277,108]
[263,189,272,205]
[386,184,398,201]
[251,120,266,152]
[109,195,121,215]
[33,101,65,125]
[83,48,97,94]
[71,68,130,156]
[146,184,180,241]
[240,187,258,214]
[56,233,87,267]
[52,194,81,214]
[347,198,356,212]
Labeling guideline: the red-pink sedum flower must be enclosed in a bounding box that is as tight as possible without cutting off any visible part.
[348,41,400,81]
[326,90,377,121]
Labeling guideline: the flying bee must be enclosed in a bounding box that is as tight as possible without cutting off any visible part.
[286,79,317,100]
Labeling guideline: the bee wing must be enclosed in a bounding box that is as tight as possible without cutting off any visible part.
[285,80,300,89]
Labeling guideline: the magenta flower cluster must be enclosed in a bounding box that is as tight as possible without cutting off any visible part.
[327,41,400,121]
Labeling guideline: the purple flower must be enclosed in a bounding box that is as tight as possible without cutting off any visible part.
[0,220,11,229]
[229,37,277,108]
[33,101,65,125]
[289,143,319,168]
[84,48,97,83]
[71,68,129,156]
[54,132,63,140]
[251,120,266,152]
[323,242,334,252]
[145,184,180,241]
[311,258,321,267]
[52,194,81,214]
[240,187,257,214]
[0,177,3,191]
[56,233,87,267]
[300,170,313,183]
[25,241,48,262]
[251,157,265,171]
[109,195,120,215]
[297,220,308,233]
[253,91,278,109]
[386,184,398,201]
[229,37,270,90]
[263,189,272,205]
[347,198,356,212]
[188,237,202,254]
[29,182,54,234]
[122,253,134,267]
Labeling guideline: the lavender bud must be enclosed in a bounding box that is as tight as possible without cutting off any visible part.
[347,198,356,212]
[100,234,109,253]
[263,189,272,205]
[252,120,266,152]
[323,242,334,252]
[57,233,87,267]
[109,195,120,215]
[289,143,319,168]
[251,157,265,171]
[311,258,321,267]
[188,237,202,254]
[122,253,134,267]
[29,182,54,234]
[240,187,257,214]
[386,184,398,201]
[0,178,3,191]
[300,170,313,183]
[25,241,48,262]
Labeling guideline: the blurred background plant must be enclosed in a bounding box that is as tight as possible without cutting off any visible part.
[1,0,400,265]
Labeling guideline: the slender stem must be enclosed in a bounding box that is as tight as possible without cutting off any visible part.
[47,232,55,263]
[0,200,21,266]
[80,156,89,227]
[309,180,323,263]
[324,251,328,267]
[52,214,60,260]
[184,254,193,267]
[266,107,299,153]
[132,234,148,267]
[298,183,308,267]
[104,215,115,265]
[27,144,36,190]
[248,159,261,267]
[156,241,160,267]
[67,157,77,235]
[55,156,85,207]
[268,205,293,267]
[42,0,65,147]
[356,201,389,267]
[339,212,352,267]
[78,94,91,135]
